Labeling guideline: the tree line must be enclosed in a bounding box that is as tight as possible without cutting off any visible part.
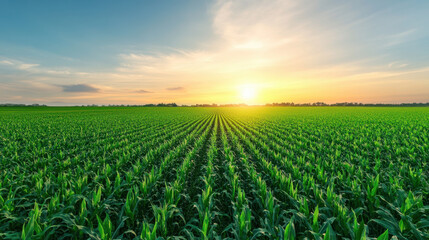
[1,102,428,107]
[265,102,429,107]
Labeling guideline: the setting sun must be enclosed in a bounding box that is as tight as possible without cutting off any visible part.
[240,86,257,102]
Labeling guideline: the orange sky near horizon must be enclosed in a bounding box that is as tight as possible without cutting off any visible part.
[1,0,428,105]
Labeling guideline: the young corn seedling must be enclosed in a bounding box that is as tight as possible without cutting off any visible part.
[140,222,157,240]
[323,223,336,240]
[352,219,366,240]
[164,183,181,206]
[299,197,310,218]
[1,187,15,212]
[125,187,139,224]
[73,199,88,238]
[153,202,181,238]
[97,214,113,240]
[312,205,320,233]
[366,174,380,214]
[262,192,282,238]
[47,193,60,215]
[21,202,42,240]
[398,191,425,236]
[229,207,252,240]
[200,211,214,240]
[283,218,296,240]
[92,186,102,209]
[114,171,121,191]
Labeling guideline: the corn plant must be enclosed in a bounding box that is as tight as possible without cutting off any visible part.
[96,214,113,240]
[0,107,427,239]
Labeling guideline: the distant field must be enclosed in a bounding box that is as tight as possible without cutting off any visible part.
[0,107,428,239]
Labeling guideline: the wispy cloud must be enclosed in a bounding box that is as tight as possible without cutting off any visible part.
[61,84,99,93]
[135,89,152,93]
[117,0,371,79]
[18,63,40,70]
[0,60,14,65]
[388,62,409,69]
[166,87,185,91]
[0,57,89,76]
[0,58,40,70]
[384,29,416,47]
[1,0,428,105]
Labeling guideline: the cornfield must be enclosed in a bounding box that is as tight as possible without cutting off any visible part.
[0,107,428,240]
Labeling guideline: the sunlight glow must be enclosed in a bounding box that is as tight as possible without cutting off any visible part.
[240,86,257,102]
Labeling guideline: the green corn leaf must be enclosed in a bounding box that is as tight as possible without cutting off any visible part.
[355,221,366,240]
[21,218,35,240]
[284,218,295,240]
[202,211,209,237]
[151,222,158,240]
[313,205,320,232]
[377,230,389,240]
[323,223,336,240]
[97,215,105,239]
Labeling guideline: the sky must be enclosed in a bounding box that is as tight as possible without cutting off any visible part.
[1,0,429,105]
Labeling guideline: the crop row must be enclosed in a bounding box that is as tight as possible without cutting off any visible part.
[0,107,427,239]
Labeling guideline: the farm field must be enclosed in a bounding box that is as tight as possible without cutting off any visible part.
[0,107,428,240]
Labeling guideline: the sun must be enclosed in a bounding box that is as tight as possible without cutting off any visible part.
[240,86,257,102]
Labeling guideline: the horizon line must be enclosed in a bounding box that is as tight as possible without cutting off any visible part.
[1,102,429,107]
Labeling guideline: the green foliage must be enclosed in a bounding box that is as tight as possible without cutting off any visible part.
[283,218,296,240]
[0,107,427,239]
[377,229,389,240]
[97,213,113,240]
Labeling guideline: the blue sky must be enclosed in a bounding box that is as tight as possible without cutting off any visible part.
[0,0,213,70]
[1,0,428,105]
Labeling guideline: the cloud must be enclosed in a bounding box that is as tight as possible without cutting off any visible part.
[0,58,39,70]
[117,0,353,79]
[0,57,92,77]
[166,87,185,91]
[388,62,409,69]
[61,84,99,93]
[135,89,152,93]
[18,63,40,70]
[2,0,429,105]
[0,60,13,65]
[384,29,416,47]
